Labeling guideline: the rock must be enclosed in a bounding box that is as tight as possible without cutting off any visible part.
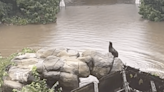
[67,49,80,58]
[60,58,90,77]
[12,58,39,69]
[82,50,104,58]
[2,80,23,92]
[78,56,93,65]
[35,59,44,73]
[43,71,60,79]
[36,47,79,59]
[8,66,31,83]
[43,71,61,87]
[82,51,114,79]
[78,61,90,77]
[57,49,80,58]
[43,71,61,88]
[91,56,111,79]
[36,48,56,58]
[59,72,79,91]
[110,58,124,73]
[36,47,68,58]
[56,50,69,57]
[78,56,93,71]
[52,47,67,56]
[60,59,79,74]
[81,50,112,77]
[43,56,64,71]
[13,53,36,59]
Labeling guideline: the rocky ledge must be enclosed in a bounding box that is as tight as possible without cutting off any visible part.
[2,47,124,92]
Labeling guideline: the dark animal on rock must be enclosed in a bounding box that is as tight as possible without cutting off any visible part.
[108,41,119,74]
[108,41,118,57]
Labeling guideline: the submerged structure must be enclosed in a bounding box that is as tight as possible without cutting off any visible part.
[72,66,164,92]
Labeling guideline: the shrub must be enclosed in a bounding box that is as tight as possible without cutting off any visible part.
[0,1,12,21]
[15,0,60,24]
[1,0,60,25]
[139,0,164,21]
[2,16,29,25]
[0,53,17,92]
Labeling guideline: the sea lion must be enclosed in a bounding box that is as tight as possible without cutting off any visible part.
[108,41,119,74]
[109,41,118,57]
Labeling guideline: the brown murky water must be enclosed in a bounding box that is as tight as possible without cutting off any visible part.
[0,0,164,76]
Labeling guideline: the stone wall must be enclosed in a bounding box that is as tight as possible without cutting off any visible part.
[2,47,123,92]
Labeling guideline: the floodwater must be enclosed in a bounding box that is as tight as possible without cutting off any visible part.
[0,0,164,76]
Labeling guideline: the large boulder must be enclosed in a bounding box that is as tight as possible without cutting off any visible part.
[81,50,123,79]
[91,55,112,79]
[67,49,80,58]
[9,55,40,83]
[43,71,61,79]
[78,60,90,77]
[7,66,31,83]
[82,50,104,58]
[2,80,23,92]
[57,49,79,58]
[110,58,124,73]
[13,53,36,59]
[81,50,115,79]
[59,72,79,92]
[78,56,93,71]
[12,58,39,69]
[60,57,90,77]
[43,71,61,88]
[36,48,66,58]
[43,56,64,71]
[60,59,79,74]
[36,48,79,59]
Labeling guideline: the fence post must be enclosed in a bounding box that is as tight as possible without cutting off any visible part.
[94,82,99,92]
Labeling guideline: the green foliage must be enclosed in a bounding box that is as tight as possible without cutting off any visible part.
[13,66,62,92]
[139,0,164,21]
[21,47,36,54]
[0,1,12,20]
[151,73,159,77]
[0,0,60,25]
[15,0,60,24]
[0,53,17,89]
[2,16,29,25]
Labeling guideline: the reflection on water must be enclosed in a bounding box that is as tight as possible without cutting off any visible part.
[0,0,164,77]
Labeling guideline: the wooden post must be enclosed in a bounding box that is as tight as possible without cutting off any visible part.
[122,69,129,92]
[94,82,99,92]
[150,80,157,92]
